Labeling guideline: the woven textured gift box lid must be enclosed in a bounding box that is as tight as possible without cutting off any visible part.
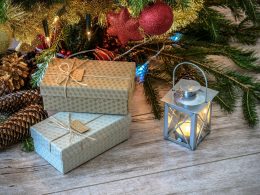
[40,58,136,100]
[30,112,131,174]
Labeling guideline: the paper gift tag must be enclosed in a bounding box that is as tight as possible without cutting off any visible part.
[71,120,90,133]
[71,69,85,82]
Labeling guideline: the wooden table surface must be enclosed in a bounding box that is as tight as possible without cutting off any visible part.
[0,83,259,195]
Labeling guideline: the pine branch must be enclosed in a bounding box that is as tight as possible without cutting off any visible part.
[212,78,237,113]
[144,40,259,72]
[228,0,258,24]
[173,0,191,9]
[31,24,66,87]
[22,137,34,152]
[127,0,151,15]
[0,0,7,23]
[31,54,53,87]
[11,0,65,9]
[196,7,224,42]
[205,0,259,24]
[242,90,258,127]
[174,44,260,72]
[214,95,233,112]
[148,72,172,84]
[143,75,163,120]
[125,0,192,15]
[185,5,260,45]
[64,20,88,53]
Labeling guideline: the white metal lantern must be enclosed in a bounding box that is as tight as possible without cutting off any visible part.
[161,62,218,150]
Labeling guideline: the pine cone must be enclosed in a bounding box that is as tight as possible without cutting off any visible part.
[0,89,43,114]
[0,104,48,149]
[0,52,30,96]
[0,113,8,124]
[0,78,11,96]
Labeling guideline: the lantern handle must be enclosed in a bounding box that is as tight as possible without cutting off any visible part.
[173,62,208,103]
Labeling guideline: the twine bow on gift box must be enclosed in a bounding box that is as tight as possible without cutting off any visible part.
[47,113,103,152]
[56,59,88,98]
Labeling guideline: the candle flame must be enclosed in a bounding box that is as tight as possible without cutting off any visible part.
[176,120,200,138]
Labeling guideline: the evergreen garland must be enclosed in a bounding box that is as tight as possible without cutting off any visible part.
[0,0,7,23]
[12,0,65,9]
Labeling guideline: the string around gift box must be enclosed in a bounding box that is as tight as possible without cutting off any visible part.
[47,113,103,152]
[56,59,89,98]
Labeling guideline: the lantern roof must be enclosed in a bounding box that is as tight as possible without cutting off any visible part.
[161,79,218,114]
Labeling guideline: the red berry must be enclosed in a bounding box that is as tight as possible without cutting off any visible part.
[66,51,72,56]
[60,49,66,55]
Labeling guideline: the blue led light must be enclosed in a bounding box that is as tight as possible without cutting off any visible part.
[136,62,149,83]
[169,32,183,43]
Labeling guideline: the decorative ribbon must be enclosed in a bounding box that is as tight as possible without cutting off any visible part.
[47,113,103,152]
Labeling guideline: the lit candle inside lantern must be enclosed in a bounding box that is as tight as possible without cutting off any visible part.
[176,121,192,137]
[175,120,200,141]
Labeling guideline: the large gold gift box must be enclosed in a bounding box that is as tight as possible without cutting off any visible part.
[40,58,135,115]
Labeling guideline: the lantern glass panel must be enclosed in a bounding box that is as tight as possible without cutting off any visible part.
[197,103,211,143]
[198,103,211,124]
[168,107,192,145]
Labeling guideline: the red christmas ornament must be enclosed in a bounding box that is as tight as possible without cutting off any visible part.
[139,1,174,35]
[94,47,116,61]
[107,8,144,45]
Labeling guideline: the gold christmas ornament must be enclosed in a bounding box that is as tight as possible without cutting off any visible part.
[0,25,12,53]
[170,0,204,32]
